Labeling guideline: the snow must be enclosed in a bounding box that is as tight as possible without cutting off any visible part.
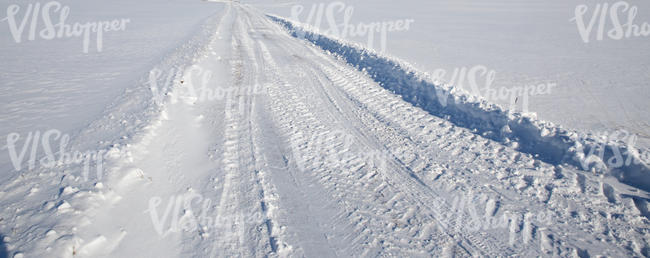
[270,14,650,191]
[0,0,649,257]
[259,0,650,147]
[0,0,220,181]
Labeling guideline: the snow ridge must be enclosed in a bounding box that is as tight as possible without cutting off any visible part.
[0,11,223,257]
[267,14,650,192]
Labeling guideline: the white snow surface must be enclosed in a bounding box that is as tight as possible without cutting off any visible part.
[0,1,649,257]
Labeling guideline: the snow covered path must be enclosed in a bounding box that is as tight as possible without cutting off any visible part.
[2,3,649,257]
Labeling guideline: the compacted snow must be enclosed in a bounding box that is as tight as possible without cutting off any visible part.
[1,0,649,257]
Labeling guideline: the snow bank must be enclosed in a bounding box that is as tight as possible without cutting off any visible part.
[0,10,223,257]
[268,15,650,192]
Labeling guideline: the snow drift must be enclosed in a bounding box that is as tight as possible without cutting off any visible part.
[268,14,650,192]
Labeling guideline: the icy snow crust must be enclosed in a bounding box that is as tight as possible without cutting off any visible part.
[269,14,650,192]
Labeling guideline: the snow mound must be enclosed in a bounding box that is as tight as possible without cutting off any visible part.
[268,14,650,192]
